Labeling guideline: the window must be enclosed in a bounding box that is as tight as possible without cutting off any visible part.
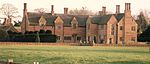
[120,26,123,30]
[77,37,81,40]
[111,24,115,35]
[64,36,72,40]
[120,37,122,41]
[57,36,60,40]
[72,24,77,29]
[101,25,104,29]
[131,26,136,31]
[131,37,136,41]
[56,25,61,29]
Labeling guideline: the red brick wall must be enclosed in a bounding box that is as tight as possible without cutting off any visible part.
[106,15,117,44]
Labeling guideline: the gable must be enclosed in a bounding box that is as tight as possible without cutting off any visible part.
[58,14,88,27]
[118,16,138,26]
[107,15,117,24]
[54,16,64,24]
[27,12,57,26]
[86,17,92,24]
[118,17,124,25]
[39,16,47,25]
[71,17,78,24]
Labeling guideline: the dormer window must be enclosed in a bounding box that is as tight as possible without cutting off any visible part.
[72,23,77,29]
[71,17,78,29]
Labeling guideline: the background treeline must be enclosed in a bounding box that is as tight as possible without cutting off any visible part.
[138,25,150,43]
[0,30,57,42]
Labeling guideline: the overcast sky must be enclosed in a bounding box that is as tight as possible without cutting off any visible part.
[0,0,150,19]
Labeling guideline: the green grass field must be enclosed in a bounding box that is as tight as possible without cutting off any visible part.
[0,45,150,64]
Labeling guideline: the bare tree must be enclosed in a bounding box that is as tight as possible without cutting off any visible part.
[0,3,18,18]
[136,10,149,35]
[69,7,94,15]
[34,8,48,13]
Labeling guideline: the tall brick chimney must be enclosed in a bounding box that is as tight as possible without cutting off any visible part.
[23,3,27,15]
[102,6,106,15]
[125,3,131,12]
[64,8,68,15]
[116,5,120,14]
[51,5,54,15]
[21,3,29,34]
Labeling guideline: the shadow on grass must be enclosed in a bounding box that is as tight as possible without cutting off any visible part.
[0,61,21,64]
[91,49,149,54]
[108,61,149,64]
[40,56,65,63]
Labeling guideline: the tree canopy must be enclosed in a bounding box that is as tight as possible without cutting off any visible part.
[0,3,18,18]
[69,7,94,15]
[34,8,48,13]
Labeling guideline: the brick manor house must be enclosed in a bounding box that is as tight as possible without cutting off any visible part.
[20,3,137,44]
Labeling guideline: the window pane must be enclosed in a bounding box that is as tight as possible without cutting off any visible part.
[120,26,123,30]
[111,24,115,35]
[77,37,81,40]
[73,24,76,29]
[120,37,122,41]
[57,36,60,40]
[64,36,72,40]
[131,26,136,31]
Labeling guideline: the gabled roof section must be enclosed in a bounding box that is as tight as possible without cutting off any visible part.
[57,14,88,27]
[115,13,124,22]
[91,14,113,25]
[0,25,18,32]
[74,15,88,27]
[27,12,57,26]
[58,14,73,27]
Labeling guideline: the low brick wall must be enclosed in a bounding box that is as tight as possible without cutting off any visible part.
[0,42,80,46]
[0,42,149,47]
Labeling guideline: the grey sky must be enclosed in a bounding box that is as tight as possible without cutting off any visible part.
[0,0,150,18]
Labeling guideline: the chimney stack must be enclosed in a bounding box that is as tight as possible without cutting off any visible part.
[51,5,54,15]
[116,5,120,14]
[22,3,29,34]
[125,3,131,11]
[102,6,106,15]
[24,3,27,11]
[64,8,68,15]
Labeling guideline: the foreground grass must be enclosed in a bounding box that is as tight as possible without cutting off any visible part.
[0,45,149,64]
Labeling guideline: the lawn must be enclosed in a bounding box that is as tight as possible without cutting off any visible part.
[0,45,149,64]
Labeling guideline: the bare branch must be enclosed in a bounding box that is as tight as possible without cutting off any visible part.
[34,8,48,13]
[69,7,94,15]
[0,3,18,18]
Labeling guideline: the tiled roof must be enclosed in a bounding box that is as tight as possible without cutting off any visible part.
[27,12,57,26]
[0,25,18,32]
[27,12,124,26]
[115,13,124,22]
[27,12,88,27]
[91,14,112,25]
[58,14,73,27]
[56,14,88,27]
